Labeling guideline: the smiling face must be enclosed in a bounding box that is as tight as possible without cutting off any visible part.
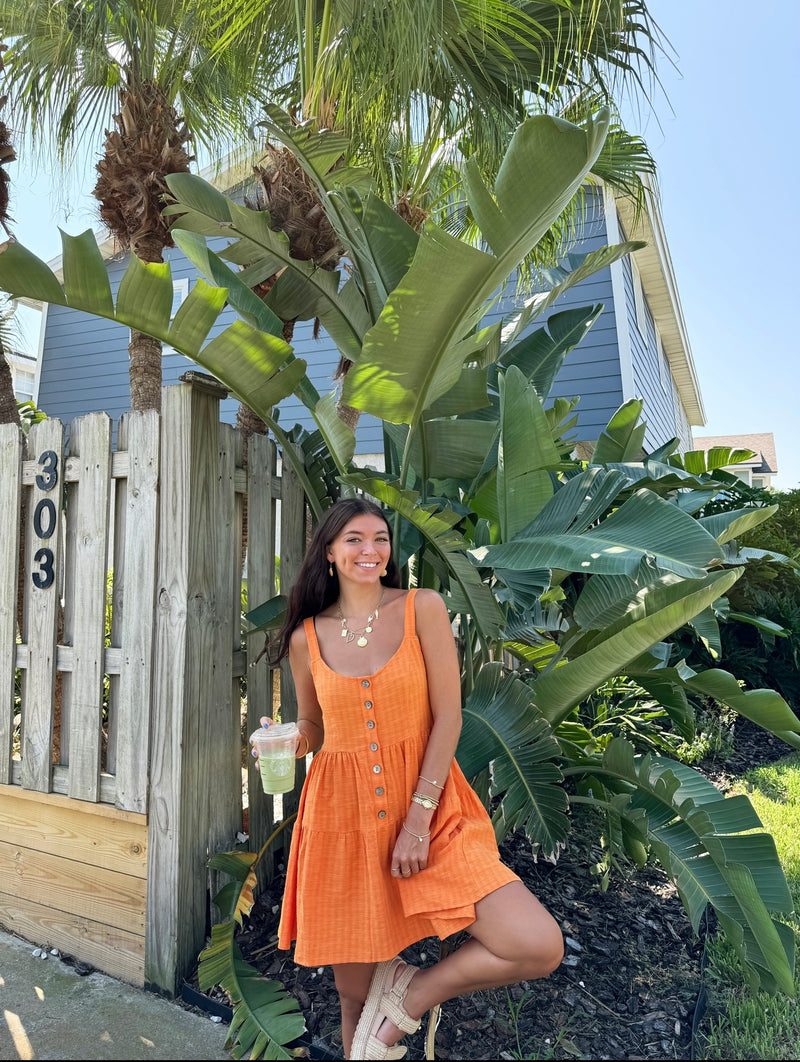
[326,513,392,587]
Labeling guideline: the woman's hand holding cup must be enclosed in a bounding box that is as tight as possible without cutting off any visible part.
[249,719,300,795]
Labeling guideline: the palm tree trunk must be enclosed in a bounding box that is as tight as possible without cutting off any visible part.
[128,329,163,413]
[94,82,193,414]
[0,343,21,426]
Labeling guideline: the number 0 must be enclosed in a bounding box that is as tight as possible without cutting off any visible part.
[33,498,57,540]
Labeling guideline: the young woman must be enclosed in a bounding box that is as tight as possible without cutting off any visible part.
[253,498,563,1060]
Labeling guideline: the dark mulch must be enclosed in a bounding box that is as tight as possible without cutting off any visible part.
[186,718,792,1060]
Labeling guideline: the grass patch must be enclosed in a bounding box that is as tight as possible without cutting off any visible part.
[697,752,800,1059]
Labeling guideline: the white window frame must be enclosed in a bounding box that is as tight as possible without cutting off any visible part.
[13,368,36,403]
[161,277,190,357]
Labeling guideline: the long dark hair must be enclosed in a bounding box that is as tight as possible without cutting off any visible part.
[274,498,401,662]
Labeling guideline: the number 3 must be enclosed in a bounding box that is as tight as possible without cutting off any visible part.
[32,548,55,590]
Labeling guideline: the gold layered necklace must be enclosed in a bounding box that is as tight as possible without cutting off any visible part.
[336,589,386,647]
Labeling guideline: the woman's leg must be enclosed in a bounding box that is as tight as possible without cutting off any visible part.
[375,882,563,1048]
[332,961,376,1059]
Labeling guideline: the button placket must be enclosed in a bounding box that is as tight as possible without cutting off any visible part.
[364,680,386,818]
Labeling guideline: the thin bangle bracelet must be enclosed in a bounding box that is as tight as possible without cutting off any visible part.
[297,733,310,757]
[402,822,430,843]
[419,774,444,790]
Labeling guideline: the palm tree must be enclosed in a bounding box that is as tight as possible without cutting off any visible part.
[0,0,290,410]
[213,1,662,418]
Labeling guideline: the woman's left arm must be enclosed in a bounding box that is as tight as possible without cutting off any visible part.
[391,589,462,877]
[415,588,463,786]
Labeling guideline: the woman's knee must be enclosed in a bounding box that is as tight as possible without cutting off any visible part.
[534,915,565,976]
[514,909,564,979]
[333,963,372,1014]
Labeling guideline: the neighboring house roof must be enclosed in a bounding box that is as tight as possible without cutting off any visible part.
[614,174,705,426]
[692,432,778,475]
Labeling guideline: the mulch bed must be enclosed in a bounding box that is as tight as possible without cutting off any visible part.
[185,718,792,1060]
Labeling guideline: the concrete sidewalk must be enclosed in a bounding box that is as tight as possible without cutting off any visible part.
[0,929,231,1061]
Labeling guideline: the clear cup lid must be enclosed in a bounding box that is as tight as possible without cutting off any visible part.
[249,722,299,743]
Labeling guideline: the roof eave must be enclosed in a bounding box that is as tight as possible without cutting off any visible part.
[614,175,706,427]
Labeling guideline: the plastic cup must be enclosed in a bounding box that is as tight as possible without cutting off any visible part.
[249,723,299,795]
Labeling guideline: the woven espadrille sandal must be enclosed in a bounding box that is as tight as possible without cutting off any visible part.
[350,959,409,1060]
[376,962,421,1039]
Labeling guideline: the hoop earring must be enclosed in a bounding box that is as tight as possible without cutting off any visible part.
[329,564,334,577]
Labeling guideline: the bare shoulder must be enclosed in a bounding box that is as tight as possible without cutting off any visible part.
[288,622,310,660]
[413,587,450,627]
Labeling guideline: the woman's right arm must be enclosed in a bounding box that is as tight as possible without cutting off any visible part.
[255,625,324,759]
[287,624,324,756]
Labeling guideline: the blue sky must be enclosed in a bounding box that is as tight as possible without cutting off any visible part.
[7,0,800,488]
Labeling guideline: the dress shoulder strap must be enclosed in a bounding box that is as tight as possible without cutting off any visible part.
[303,616,321,662]
[404,588,419,637]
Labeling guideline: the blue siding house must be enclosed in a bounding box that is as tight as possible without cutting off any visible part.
[31,176,704,459]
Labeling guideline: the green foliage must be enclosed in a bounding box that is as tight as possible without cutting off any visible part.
[740,488,800,560]
[695,754,800,1059]
[2,109,797,997]
[668,481,800,712]
[16,399,46,434]
[199,820,306,1059]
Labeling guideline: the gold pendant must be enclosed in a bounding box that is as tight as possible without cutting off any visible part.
[357,635,368,647]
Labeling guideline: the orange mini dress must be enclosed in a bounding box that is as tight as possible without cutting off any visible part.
[277,589,520,967]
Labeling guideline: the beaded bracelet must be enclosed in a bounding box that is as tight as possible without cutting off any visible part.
[419,774,444,790]
[402,821,431,843]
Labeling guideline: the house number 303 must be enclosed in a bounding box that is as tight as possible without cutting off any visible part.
[32,449,59,590]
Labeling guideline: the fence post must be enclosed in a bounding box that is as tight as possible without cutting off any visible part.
[145,376,231,995]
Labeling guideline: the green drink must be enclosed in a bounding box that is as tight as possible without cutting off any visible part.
[250,723,299,795]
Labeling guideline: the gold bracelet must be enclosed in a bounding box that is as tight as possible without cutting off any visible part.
[402,822,430,843]
[411,792,439,810]
[297,733,310,757]
[419,774,444,790]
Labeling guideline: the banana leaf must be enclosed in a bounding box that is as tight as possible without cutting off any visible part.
[457,663,569,857]
[534,569,742,726]
[591,399,646,463]
[698,505,779,545]
[342,111,613,428]
[496,365,561,539]
[476,488,725,579]
[595,738,795,994]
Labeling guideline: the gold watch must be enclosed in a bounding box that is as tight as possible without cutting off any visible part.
[411,792,439,811]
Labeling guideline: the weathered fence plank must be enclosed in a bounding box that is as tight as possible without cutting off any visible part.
[114,410,160,813]
[67,413,112,801]
[0,424,22,784]
[207,422,244,881]
[21,419,65,792]
[278,445,306,828]
[246,432,278,858]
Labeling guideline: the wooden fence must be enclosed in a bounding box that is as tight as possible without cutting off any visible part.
[0,375,306,993]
